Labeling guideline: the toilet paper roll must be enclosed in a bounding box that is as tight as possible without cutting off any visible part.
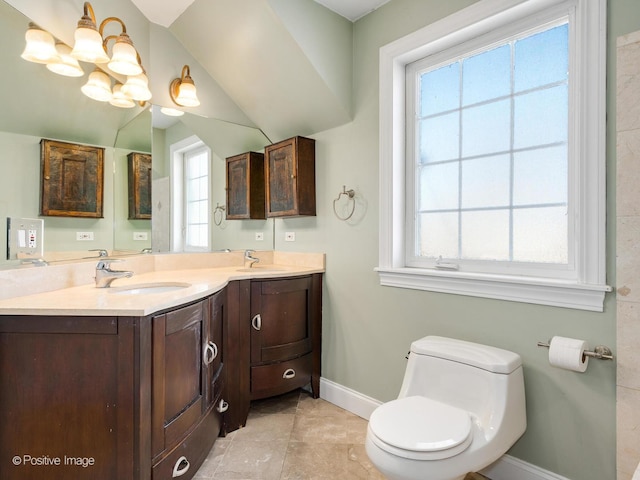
[548,336,589,373]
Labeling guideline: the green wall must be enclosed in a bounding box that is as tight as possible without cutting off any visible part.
[267,1,640,479]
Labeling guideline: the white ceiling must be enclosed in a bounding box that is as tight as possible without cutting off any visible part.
[131,0,389,27]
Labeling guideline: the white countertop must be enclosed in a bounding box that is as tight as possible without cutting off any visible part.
[0,251,324,317]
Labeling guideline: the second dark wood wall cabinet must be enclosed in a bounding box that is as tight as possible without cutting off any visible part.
[225,152,265,219]
[265,136,316,217]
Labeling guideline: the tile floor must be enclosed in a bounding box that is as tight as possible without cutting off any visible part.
[192,389,492,480]
[193,389,386,479]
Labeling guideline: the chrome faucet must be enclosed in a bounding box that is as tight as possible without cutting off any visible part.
[95,259,133,288]
[244,250,260,268]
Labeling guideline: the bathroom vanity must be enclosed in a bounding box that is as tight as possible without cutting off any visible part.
[0,252,323,480]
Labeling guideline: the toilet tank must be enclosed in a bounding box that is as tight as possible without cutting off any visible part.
[398,336,524,429]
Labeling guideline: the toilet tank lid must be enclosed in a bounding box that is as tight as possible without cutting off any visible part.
[411,336,522,374]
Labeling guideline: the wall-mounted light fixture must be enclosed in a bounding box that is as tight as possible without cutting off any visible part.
[21,23,59,64]
[20,2,151,108]
[46,42,84,77]
[169,65,200,107]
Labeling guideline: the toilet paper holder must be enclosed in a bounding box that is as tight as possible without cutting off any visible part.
[537,341,614,360]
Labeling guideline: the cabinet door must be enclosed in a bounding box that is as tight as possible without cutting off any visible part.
[265,136,316,217]
[250,276,313,365]
[152,300,208,458]
[226,152,265,219]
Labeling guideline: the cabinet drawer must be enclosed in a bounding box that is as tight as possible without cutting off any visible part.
[152,402,222,480]
[251,353,312,400]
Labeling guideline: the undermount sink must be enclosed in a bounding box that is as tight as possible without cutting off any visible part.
[236,266,285,273]
[109,282,191,295]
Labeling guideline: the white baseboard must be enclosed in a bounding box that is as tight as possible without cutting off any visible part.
[319,377,571,480]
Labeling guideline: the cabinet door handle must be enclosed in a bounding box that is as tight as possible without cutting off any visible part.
[251,313,262,331]
[203,341,217,365]
[282,368,296,379]
[216,398,229,413]
[172,456,190,477]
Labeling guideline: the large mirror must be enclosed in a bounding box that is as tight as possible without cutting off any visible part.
[0,0,272,268]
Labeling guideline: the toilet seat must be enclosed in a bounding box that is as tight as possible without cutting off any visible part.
[368,396,473,461]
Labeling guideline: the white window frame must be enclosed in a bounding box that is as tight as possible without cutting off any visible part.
[170,135,211,252]
[377,0,611,311]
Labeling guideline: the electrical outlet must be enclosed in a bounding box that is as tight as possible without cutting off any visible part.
[133,232,148,241]
[255,232,264,241]
[285,232,295,242]
[76,231,94,241]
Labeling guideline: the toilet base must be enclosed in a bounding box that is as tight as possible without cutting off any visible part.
[365,433,467,480]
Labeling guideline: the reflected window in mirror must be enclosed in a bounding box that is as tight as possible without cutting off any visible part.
[171,135,211,252]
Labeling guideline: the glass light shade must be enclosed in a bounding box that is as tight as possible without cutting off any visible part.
[160,107,184,117]
[46,43,84,77]
[109,83,135,108]
[121,72,152,101]
[21,26,59,64]
[81,69,112,102]
[71,26,109,63]
[175,81,200,107]
[107,38,142,76]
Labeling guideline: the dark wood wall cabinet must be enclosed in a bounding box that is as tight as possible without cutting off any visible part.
[225,152,265,219]
[128,152,152,220]
[265,136,316,217]
[0,273,322,480]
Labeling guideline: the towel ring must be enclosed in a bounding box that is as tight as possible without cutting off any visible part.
[213,203,226,226]
[333,185,356,221]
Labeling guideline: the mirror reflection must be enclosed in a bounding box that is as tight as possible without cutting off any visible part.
[0,0,273,267]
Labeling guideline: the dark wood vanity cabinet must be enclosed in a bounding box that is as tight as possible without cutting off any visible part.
[264,136,316,217]
[0,315,133,480]
[0,289,227,480]
[248,274,322,400]
[151,292,226,479]
[225,151,265,219]
[0,273,321,479]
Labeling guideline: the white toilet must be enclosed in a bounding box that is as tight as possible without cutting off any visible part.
[365,336,526,480]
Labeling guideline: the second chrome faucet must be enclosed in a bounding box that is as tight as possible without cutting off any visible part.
[95,259,133,288]
[244,250,260,269]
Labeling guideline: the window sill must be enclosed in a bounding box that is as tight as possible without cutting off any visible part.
[375,267,612,312]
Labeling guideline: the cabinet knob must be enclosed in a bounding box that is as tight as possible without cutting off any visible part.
[203,341,218,365]
[282,368,296,379]
[172,456,190,478]
[251,313,262,331]
[216,398,229,413]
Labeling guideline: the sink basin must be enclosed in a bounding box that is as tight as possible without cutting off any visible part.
[109,282,191,295]
[236,266,285,273]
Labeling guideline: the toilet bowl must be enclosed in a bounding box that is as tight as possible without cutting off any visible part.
[365,336,526,480]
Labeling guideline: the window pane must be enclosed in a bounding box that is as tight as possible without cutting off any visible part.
[513,206,567,263]
[513,146,567,206]
[419,112,459,163]
[514,85,567,148]
[461,210,509,260]
[187,199,208,224]
[189,225,208,248]
[462,45,510,105]
[515,24,568,92]
[461,99,510,157]
[418,212,458,258]
[419,162,459,211]
[420,63,460,116]
[461,154,510,209]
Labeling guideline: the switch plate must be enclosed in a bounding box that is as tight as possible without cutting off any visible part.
[76,232,94,241]
[255,232,264,241]
[133,232,148,241]
[285,232,295,242]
